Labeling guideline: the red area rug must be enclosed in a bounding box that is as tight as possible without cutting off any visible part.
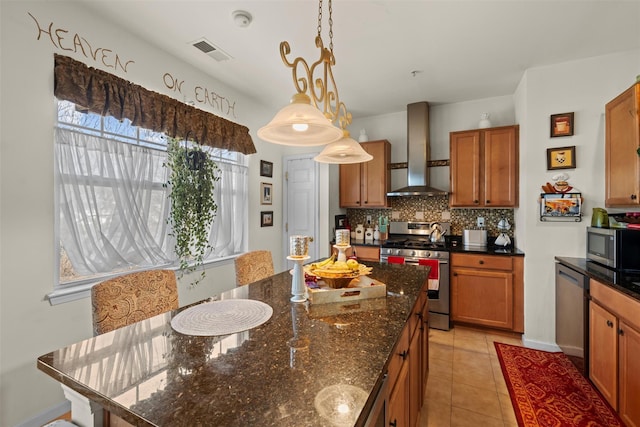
[494,342,625,427]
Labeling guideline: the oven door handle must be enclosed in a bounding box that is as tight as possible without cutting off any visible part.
[404,258,449,266]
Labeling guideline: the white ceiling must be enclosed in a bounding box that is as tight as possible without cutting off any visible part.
[80,0,640,119]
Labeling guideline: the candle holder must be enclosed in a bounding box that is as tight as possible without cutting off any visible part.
[333,244,351,262]
[287,255,310,302]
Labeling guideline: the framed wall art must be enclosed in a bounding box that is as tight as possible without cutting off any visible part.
[260,182,272,205]
[547,146,576,170]
[550,112,574,137]
[260,160,273,177]
[260,211,273,227]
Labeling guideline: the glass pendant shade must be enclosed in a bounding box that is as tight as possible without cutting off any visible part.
[257,93,343,146]
[314,130,373,164]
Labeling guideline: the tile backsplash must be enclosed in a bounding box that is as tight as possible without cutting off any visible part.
[345,195,515,238]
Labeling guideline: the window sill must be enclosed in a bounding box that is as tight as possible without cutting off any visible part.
[47,255,238,305]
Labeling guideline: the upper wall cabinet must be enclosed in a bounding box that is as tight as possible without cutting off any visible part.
[339,140,391,208]
[449,125,519,208]
[605,82,640,207]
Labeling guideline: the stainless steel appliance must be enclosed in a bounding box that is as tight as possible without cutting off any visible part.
[586,226,640,272]
[555,262,589,375]
[380,221,451,330]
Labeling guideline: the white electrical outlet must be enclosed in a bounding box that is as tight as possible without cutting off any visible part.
[391,211,400,219]
[366,215,372,224]
[477,217,485,228]
[415,211,424,220]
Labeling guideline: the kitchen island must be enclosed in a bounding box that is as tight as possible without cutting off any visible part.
[37,262,430,426]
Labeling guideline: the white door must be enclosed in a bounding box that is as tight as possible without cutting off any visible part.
[283,155,319,268]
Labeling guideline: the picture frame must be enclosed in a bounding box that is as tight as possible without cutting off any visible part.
[540,192,582,220]
[260,211,273,227]
[546,145,576,170]
[260,182,273,205]
[335,214,347,230]
[260,160,273,178]
[550,112,574,137]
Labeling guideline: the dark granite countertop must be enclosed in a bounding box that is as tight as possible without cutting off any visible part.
[37,262,430,427]
[555,256,640,301]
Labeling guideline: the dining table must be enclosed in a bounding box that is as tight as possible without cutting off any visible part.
[37,261,430,426]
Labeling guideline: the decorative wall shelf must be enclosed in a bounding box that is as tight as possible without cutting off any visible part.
[540,192,583,222]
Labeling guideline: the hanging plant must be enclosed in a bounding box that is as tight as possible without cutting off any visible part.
[164,136,220,286]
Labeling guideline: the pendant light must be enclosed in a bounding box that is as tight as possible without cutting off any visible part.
[314,129,373,164]
[257,0,348,148]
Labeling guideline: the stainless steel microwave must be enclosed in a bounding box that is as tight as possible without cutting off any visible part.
[586,226,640,272]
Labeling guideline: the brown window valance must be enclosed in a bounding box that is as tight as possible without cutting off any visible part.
[54,54,256,155]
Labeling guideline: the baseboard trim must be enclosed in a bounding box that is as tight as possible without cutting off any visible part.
[16,400,71,427]
[522,336,562,352]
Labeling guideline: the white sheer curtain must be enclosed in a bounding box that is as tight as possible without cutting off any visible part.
[55,127,248,284]
[207,161,248,258]
[56,127,173,277]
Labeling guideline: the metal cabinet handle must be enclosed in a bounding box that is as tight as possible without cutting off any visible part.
[607,320,614,328]
[619,328,625,336]
[389,420,397,427]
[479,260,484,265]
[453,272,458,276]
[398,350,408,360]
[473,200,479,204]
[631,194,637,200]
[486,200,490,204]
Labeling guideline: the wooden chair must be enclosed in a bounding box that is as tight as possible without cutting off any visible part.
[91,269,179,335]
[234,250,274,286]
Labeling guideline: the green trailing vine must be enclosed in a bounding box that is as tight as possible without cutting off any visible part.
[164,137,220,286]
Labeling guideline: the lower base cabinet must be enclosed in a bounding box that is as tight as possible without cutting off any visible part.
[387,282,429,427]
[451,253,524,332]
[589,279,640,427]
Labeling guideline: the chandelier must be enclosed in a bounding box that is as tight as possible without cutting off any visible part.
[257,0,372,164]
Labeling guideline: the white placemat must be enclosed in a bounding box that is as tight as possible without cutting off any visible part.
[171,299,273,336]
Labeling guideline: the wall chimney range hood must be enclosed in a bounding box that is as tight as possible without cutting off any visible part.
[387,102,448,197]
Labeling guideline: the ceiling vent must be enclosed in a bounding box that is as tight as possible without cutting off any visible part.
[191,38,232,62]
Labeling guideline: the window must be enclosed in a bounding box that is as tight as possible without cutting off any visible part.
[51,101,247,303]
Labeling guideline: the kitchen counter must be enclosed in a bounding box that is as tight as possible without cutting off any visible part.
[555,256,640,301]
[448,243,525,256]
[37,262,430,427]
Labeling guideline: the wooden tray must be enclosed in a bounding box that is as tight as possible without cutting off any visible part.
[306,276,386,305]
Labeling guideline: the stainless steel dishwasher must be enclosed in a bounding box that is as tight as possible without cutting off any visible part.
[555,262,589,375]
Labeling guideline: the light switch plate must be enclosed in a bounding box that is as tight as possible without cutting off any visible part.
[415,211,424,220]
[391,211,400,219]
[477,217,485,228]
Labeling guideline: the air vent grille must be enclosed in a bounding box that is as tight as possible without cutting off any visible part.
[191,38,232,62]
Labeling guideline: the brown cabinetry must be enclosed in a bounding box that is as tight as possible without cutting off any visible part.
[605,82,640,207]
[387,282,429,427]
[589,279,640,427]
[450,253,524,332]
[339,140,391,208]
[450,125,519,207]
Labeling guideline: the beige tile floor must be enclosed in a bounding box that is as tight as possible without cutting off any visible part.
[420,326,524,427]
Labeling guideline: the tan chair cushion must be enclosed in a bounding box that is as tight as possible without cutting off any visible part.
[234,250,274,286]
[91,269,178,335]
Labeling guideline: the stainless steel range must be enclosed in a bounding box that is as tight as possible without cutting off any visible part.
[380,221,451,330]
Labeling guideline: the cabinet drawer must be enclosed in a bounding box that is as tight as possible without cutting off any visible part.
[387,323,410,388]
[451,253,513,271]
[590,279,640,331]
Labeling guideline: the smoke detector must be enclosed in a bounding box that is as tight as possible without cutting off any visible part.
[232,10,252,27]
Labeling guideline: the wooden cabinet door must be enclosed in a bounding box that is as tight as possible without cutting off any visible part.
[451,267,513,329]
[589,301,618,409]
[339,162,362,207]
[619,320,640,427]
[606,83,640,207]
[484,126,518,207]
[450,130,481,207]
[420,297,429,396]
[361,141,390,208]
[388,360,409,427]
[339,140,390,208]
[408,327,421,427]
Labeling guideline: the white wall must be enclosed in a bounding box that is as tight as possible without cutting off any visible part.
[0,2,289,425]
[514,50,640,349]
